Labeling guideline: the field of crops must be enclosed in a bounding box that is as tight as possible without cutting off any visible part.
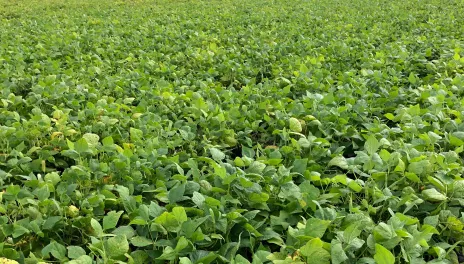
[1,0,464,263]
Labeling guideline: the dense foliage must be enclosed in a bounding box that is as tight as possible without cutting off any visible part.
[1,0,464,263]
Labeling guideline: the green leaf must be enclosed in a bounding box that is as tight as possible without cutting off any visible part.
[374,243,395,264]
[102,136,114,146]
[292,158,308,174]
[365,135,380,155]
[42,241,67,260]
[234,254,251,264]
[175,236,189,252]
[408,160,430,175]
[75,138,89,154]
[404,172,420,183]
[348,180,363,192]
[299,238,330,264]
[422,189,447,202]
[427,176,445,191]
[67,255,93,264]
[168,183,186,204]
[424,215,439,227]
[43,216,62,230]
[408,72,417,84]
[289,117,302,132]
[249,192,269,203]
[323,93,335,105]
[130,236,153,247]
[210,147,225,161]
[172,207,188,223]
[374,223,395,241]
[36,185,50,201]
[82,133,100,148]
[394,159,405,172]
[155,212,179,231]
[179,257,193,264]
[192,191,205,206]
[384,113,395,120]
[304,218,331,238]
[157,246,177,260]
[91,218,103,237]
[103,211,124,230]
[331,239,348,264]
[44,172,61,186]
[106,235,129,258]
[12,224,29,238]
[112,226,136,239]
[67,246,86,259]
[451,180,464,198]
[328,156,348,170]
[130,127,143,142]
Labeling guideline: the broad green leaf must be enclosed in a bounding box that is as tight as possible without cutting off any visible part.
[408,72,417,84]
[168,183,186,204]
[427,176,445,192]
[43,216,62,230]
[36,185,50,201]
[102,136,114,146]
[106,235,129,257]
[192,191,205,206]
[112,226,136,239]
[404,172,420,183]
[67,246,86,259]
[422,189,447,202]
[44,172,61,186]
[130,127,143,142]
[67,255,93,264]
[155,212,179,231]
[172,207,188,223]
[451,180,464,198]
[249,192,269,203]
[304,218,331,238]
[315,207,337,220]
[328,156,348,170]
[12,224,29,238]
[323,93,335,105]
[365,135,380,155]
[91,218,103,237]
[408,160,430,175]
[210,147,225,161]
[374,243,395,264]
[292,158,308,174]
[424,215,439,227]
[299,238,330,264]
[157,246,177,260]
[374,223,395,241]
[234,254,251,264]
[103,211,124,230]
[348,180,363,192]
[179,257,193,264]
[75,138,89,154]
[130,236,153,247]
[331,239,348,264]
[175,236,189,252]
[42,241,67,260]
[385,113,395,120]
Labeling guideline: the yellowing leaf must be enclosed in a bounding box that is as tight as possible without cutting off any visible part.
[289,117,302,132]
